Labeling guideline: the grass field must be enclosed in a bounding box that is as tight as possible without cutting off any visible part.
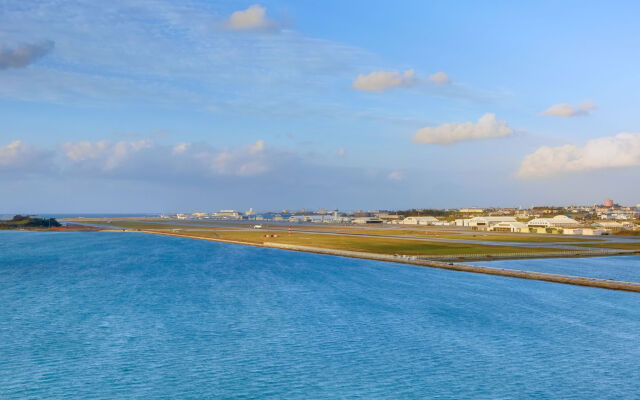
[72,218,601,244]
[284,228,600,243]
[67,219,587,257]
[581,242,640,251]
[177,229,566,256]
[65,218,640,257]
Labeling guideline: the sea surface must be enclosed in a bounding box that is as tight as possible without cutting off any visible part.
[468,255,640,283]
[1,231,639,399]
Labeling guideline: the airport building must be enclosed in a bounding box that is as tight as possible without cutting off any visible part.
[581,228,606,236]
[401,216,439,225]
[212,210,241,219]
[459,208,484,214]
[468,216,518,231]
[593,221,628,232]
[489,221,528,233]
[527,215,580,229]
[352,217,383,224]
[454,218,472,227]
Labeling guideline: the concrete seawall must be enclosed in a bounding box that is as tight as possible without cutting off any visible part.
[130,230,640,293]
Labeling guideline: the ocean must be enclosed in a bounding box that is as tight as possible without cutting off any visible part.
[1,231,639,398]
[468,255,640,282]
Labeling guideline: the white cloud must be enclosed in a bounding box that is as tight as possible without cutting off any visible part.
[0,137,406,212]
[224,4,277,32]
[204,139,269,176]
[518,132,640,179]
[413,113,514,145]
[61,139,272,178]
[428,72,451,85]
[210,151,269,176]
[172,142,189,154]
[62,140,153,170]
[248,139,265,154]
[388,170,404,181]
[540,100,597,117]
[0,141,28,166]
[352,69,416,92]
[7,137,375,183]
[63,140,108,162]
[0,41,54,69]
[0,140,51,172]
[350,69,491,102]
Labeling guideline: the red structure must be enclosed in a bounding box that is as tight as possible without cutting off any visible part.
[604,199,614,207]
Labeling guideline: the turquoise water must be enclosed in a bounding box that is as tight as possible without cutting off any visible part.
[469,255,640,283]
[1,231,639,399]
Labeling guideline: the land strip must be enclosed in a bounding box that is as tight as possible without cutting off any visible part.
[65,218,640,253]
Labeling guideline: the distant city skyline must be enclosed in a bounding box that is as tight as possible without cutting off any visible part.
[2,1,640,213]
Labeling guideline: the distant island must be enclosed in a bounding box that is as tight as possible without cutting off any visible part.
[0,215,61,230]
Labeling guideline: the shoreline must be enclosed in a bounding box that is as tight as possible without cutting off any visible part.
[122,229,640,293]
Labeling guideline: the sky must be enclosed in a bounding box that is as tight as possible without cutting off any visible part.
[1,0,640,213]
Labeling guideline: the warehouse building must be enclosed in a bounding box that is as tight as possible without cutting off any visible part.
[401,216,439,225]
[468,216,518,231]
[527,215,580,229]
[489,221,529,233]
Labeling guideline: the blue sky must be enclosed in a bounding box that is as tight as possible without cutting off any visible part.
[1,0,640,213]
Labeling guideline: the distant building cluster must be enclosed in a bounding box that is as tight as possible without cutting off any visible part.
[161,199,639,236]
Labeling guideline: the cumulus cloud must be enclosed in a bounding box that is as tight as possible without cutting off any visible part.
[352,69,416,92]
[172,142,189,154]
[0,141,31,167]
[63,140,154,170]
[388,170,404,181]
[248,139,265,154]
[413,113,514,145]
[428,72,451,85]
[540,100,597,117]
[0,140,52,172]
[60,139,273,178]
[5,137,396,197]
[517,132,640,179]
[205,140,270,176]
[0,41,54,69]
[352,69,455,93]
[3,137,347,182]
[224,4,278,32]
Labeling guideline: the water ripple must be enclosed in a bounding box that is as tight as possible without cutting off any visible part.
[0,231,639,399]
